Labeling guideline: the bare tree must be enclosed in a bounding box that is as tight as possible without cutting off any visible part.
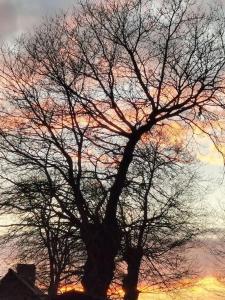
[0,0,225,298]
[0,178,85,298]
[118,132,201,300]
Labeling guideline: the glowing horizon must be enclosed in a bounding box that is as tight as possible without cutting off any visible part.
[59,275,225,300]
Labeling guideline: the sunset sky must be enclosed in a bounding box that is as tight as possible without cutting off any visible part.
[0,1,225,299]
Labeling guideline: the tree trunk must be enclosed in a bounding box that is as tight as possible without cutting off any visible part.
[48,279,60,299]
[81,222,121,299]
[122,247,143,300]
[81,134,144,298]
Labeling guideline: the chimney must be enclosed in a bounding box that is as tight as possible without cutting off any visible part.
[16,264,36,286]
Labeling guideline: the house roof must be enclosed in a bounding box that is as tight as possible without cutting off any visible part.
[0,268,44,297]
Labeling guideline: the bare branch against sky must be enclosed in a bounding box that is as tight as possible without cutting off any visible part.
[1,1,225,300]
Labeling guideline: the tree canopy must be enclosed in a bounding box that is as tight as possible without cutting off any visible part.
[0,0,225,298]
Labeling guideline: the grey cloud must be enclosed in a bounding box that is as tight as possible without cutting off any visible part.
[0,0,77,44]
[0,1,18,38]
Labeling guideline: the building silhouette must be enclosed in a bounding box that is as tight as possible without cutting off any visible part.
[0,264,46,300]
